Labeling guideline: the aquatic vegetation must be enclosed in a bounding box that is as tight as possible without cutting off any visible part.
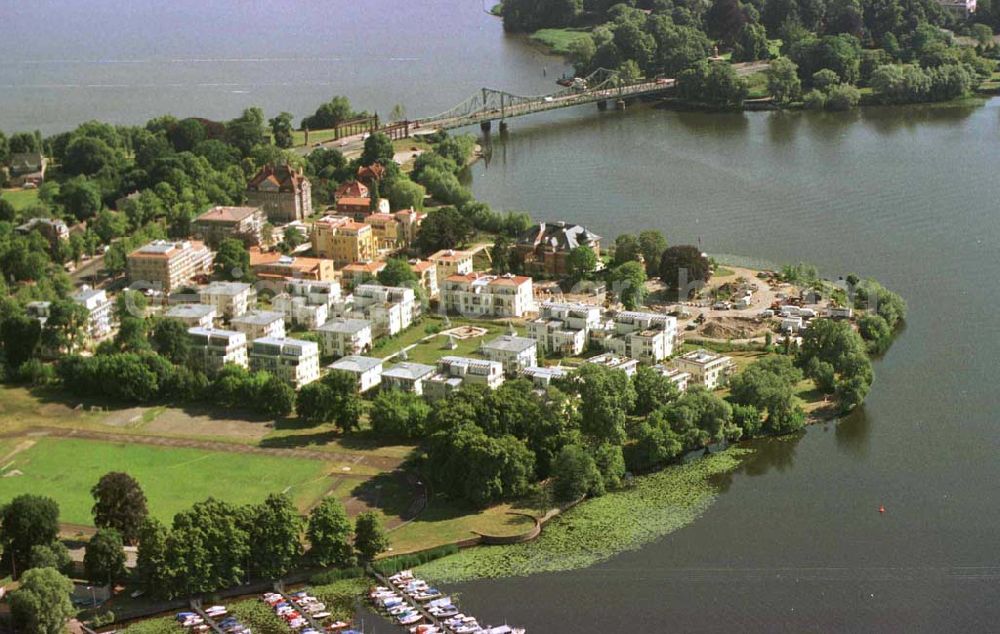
[310,578,369,621]
[415,449,752,582]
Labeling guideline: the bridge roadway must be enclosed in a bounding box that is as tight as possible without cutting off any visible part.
[416,78,675,131]
[298,61,769,156]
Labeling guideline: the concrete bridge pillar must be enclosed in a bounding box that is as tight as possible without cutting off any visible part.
[480,121,492,133]
[499,120,508,133]
[597,100,608,111]
[616,99,626,111]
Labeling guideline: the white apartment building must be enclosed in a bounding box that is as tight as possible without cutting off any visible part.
[231,310,286,341]
[127,240,213,292]
[589,310,677,363]
[542,302,603,330]
[381,362,436,395]
[482,335,538,376]
[440,273,534,318]
[188,327,248,374]
[521,365,572,388]
[651,364,691,392]
[585,353,640,377]
[327,355,384,393]
[315,318,373,358]
[71,285,114,339]
[424,356,504,400]
[335,284,417,337]
[286,279,341,306]
[165,303,216,329]
[271,293,329,330]
[200,282,253,319]
[672,349,734,389]
[428,249,474,283]
[527,301,601,357]
[249,337,321,388]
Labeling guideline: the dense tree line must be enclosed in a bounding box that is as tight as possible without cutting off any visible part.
[496,0,995,109]
[2,478,386,610]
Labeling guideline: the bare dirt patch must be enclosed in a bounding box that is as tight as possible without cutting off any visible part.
[440,325,489,340]
[146,409,274,440]
[102,407,150,428]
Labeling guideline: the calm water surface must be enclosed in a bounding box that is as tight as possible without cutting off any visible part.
[6,3,1000,631]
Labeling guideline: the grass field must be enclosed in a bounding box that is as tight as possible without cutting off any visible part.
[529,28,592,55]
[291,128,339,147]
[1,188,40,211]
[373,316,526,366]
[0,437,337,525]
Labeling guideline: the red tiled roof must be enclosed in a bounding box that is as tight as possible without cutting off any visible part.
[335,181,368,198]
[337,197,371,208]
[247,164,308,193]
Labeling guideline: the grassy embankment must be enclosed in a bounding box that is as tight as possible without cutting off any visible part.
[415,449,752,582]
[529,28,593,56]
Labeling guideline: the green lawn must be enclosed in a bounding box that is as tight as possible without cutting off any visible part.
[0,437,337,525]
[745,71,770,99]
[374,316,526,366]
[1,188,39,211]
[530,28,592,55]
[291,128,339,147]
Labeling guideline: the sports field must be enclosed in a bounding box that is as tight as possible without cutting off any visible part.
[0,437,338,526]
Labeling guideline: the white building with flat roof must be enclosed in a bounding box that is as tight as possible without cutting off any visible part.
[315,318,372,358]
[428,249,474,282]
[271,293,329,330]
[249,337,320,388]
[651,364,691,392]
[331,284,417,338]
[286,279,341,306]
[71,285,114,339]
[127,240,213,292]
[585,353,640,377]
[521,365,572,388]
[327,355,384,392]
[165,303,216,329]
[188,327,248,374]
[231,310,285,341]
[482,335,538,375]
[200,281,253,319]
[440,273,534,318]
[541,302,603,330]
[672,349,733,389]
[424,356,504,400]
[382,362,436,395]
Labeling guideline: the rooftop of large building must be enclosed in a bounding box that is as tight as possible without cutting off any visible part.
[195,205,262,224]
[483,335,537,354]
[188,326,245,343]
[383,362,436,381]
[251,336,318,354]
[428,249,473,263]
[439,356,501,369]
[678,348,731,366]
[517,221,601,251]
[202,281,252,296]
[129,239,206,259]
[166,303,216,319]
[445,272,532,287]
[247,163,308,193]
[231,310,284,326]
[317,317,371,334]
[328,355,383,373]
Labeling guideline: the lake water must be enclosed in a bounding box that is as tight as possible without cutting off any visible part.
[7,3,1000,631]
